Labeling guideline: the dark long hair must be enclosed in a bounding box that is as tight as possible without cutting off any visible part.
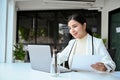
[67,13,93,36]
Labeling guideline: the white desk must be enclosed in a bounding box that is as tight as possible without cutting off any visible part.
[0,63,120,80]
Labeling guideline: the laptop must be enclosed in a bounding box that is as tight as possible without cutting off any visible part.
[28,45,71,73]
[28,45,52,73]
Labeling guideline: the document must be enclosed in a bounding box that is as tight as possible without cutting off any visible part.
[71,54,102,72]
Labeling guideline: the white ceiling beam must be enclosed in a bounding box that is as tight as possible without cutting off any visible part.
[15,0,104,11]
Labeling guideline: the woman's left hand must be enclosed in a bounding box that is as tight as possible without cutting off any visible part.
[91,62,107,71]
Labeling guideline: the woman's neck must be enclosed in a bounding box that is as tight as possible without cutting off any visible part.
[78,32,88,39]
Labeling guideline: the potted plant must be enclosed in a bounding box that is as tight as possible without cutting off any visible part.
[13,43,25,62]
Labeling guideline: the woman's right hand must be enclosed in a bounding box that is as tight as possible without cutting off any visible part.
[91,62,107,71]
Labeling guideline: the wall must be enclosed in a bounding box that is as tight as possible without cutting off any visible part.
[0,0,15,63]
[101,0,120,47]
[6,0,16,63]
[0,0,7,62]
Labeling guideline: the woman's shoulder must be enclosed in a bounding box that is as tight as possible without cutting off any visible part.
[87,34,103,44]
[88,34,102,41]
[93,36,103,43]
[92,36,104,45]
[93,36,102,41]
[68,39,76,44]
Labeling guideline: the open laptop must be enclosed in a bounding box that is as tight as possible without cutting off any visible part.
[28,45,71,73]
[28,45,52,73]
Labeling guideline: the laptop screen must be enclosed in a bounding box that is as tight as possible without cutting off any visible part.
[28,45,52,73]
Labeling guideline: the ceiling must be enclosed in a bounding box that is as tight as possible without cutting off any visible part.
[15,0,104,11]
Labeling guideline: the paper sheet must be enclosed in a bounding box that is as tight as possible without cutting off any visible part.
[71,54,102,72]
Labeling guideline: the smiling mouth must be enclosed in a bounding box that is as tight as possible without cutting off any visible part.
[72,33,77,36]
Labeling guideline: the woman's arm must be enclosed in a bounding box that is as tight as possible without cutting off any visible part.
[57,39,75,65]
[93,39,116,72]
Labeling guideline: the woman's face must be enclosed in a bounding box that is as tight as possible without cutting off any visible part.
[68,20,87,39]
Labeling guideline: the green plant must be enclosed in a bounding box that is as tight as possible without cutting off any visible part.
[38,27,47,37]
[19,26,30,41]
[13,43,25,61]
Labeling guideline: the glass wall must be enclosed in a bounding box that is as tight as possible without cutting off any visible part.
[17,10,101,51]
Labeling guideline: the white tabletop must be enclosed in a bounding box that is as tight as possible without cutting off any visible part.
[0,63,120,80]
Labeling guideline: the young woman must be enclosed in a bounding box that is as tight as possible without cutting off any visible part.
[56,13,116,72]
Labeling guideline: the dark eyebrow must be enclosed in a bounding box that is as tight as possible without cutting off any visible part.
[72,24,78,27]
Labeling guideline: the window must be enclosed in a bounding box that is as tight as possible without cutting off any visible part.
[17,10,101,50]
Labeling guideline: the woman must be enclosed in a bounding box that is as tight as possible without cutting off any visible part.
[57,13,116,72]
